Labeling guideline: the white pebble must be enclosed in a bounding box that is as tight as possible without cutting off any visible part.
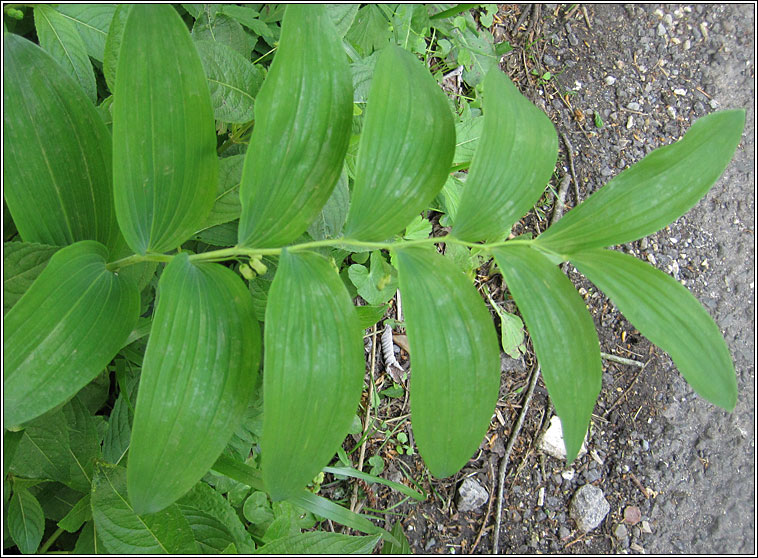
[605,75,617,85]
[646,253,657,265]
[673,88,687,95]
[626,115,634,129]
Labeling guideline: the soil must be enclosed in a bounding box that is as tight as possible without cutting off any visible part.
[325,4,755,554]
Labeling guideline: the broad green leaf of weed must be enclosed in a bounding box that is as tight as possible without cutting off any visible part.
[7,488,45,554]
[326,4,359,37]
[178,482,255,554]
[403,216,432,240]
[10,409,72,485]
[307,169,350,241]
[2,241,60,314]
[55,4,116,61]
[57,494,92,533]
[345,5,392,57]
[454,116,484,166]
[497,309,526,359]
[73,521,106,554]
[195,40,263,124]
[255,532,382,555]
[92,464,198,554]
[62,397,103,492]
[192,8,253,57]
[355,304,390,330]
[348,251,398,306]
[34,5,97,102]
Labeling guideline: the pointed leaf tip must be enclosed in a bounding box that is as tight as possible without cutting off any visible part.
[344,45,456,241]
[396,245,500,478]
[128,254,261,513]
[262,250,364,500]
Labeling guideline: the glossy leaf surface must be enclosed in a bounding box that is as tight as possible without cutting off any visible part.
[128,254,261,514]
[537,110,745,255]
[4,241,139,427]
[92,464,198,554]
[571,248,737,410]
[262,250,364,500]
[33,5,97,103]
[395,246,500,478]
[3,33,120,250]
[344,45,456,241]
[113,4,218,254]
[238,5,352,248]
[492,245,601,461]
[452,69,558,241]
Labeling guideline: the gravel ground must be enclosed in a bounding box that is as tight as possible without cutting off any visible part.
[363,4,755,554]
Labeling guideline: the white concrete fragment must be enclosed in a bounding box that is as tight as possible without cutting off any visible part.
[537,416,587,460]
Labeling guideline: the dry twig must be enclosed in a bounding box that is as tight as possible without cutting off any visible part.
[350,325,378,513]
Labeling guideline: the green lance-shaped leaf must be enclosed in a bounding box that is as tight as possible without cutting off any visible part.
[128,254,261,514]
[343,46,456,241]
[238,5,352,248]
[92,463,199,554]
[3,33,121,250]
[113,4,218,255]
[395,245,500,478]
[8,488,45,554]
[452,69,558,241]
[492,245,601,461]
[570,248,737,410]
[4,241,139,427]
[262,250,364,500]
[536,109,745,255]
[33,5,97,103]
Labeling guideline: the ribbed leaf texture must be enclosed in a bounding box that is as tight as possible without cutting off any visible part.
[262,250,364,500]
[92,464,198,554]
[344,45,456,241]
[255,532,381,554]
[112,5,218,255]
[452,69,558,241]
[7,489,45,554]
[195,39,262,124]
[238,5,352,248]
[537,110,745,255]
[571,248,737,410]
[33,5,97,102]
[3,33,120,250]
[128,254,261,514]
[3,241,60,314]
[4,241,139,427]
[395,245,500,478]
[55,4,116,61]
[492,245,602,462]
